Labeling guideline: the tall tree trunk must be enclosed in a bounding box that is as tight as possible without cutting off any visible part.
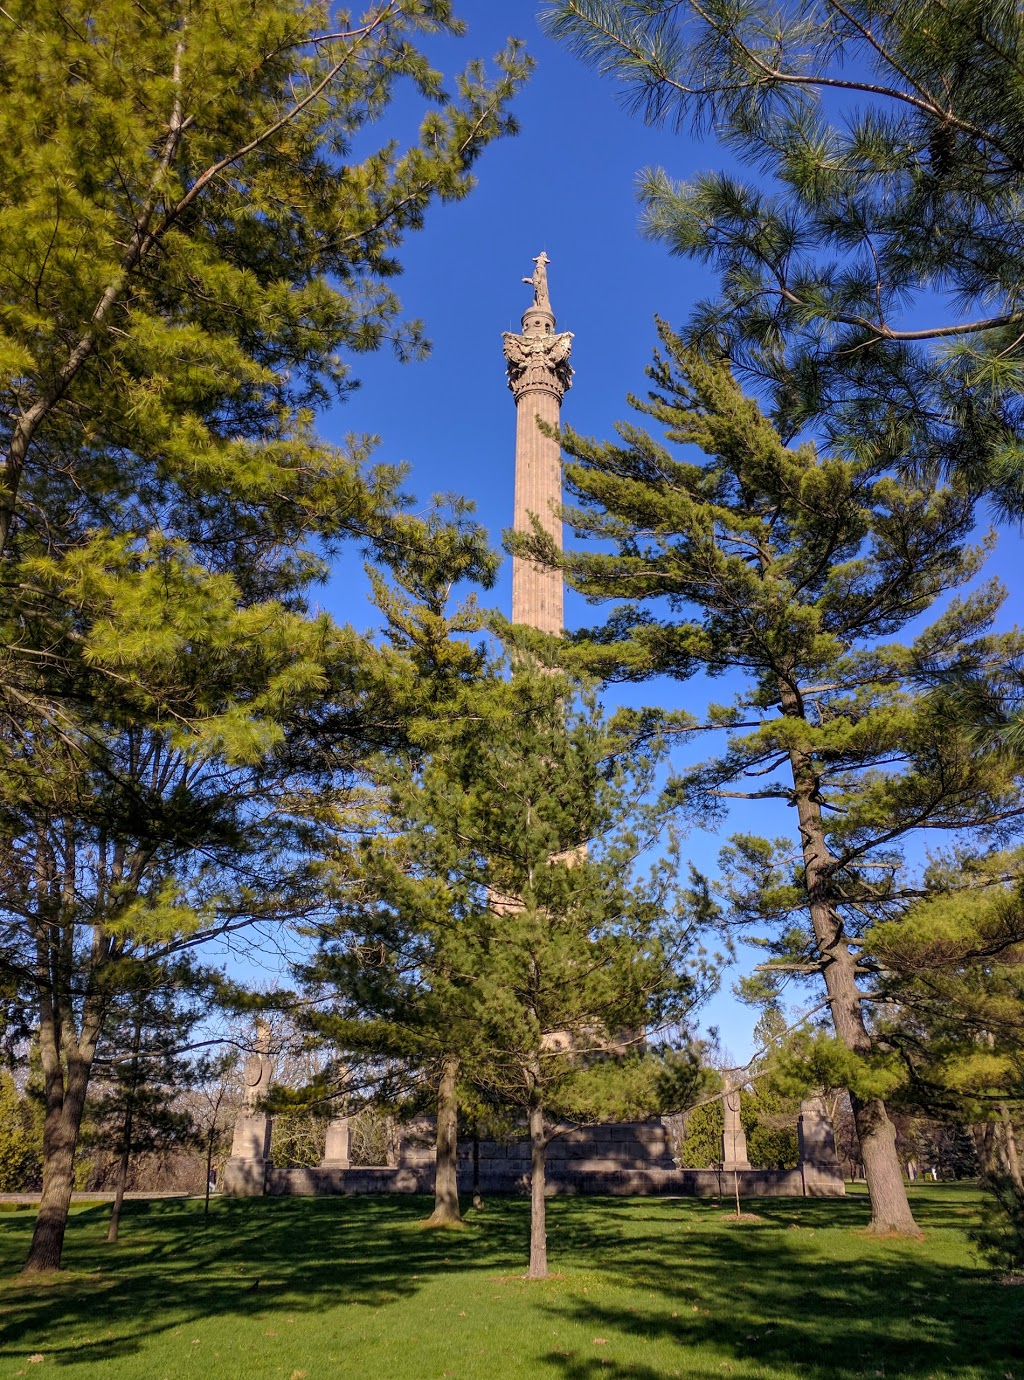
[780,683,919,1235]
[998,1105,1024,1195]
[472,1124,483,1210]
[23,1051,93,1273]
[425,1056,462,1227]
[528,1100,548,1279]
[108,1009,143,1243]
[106,1131,131,1244]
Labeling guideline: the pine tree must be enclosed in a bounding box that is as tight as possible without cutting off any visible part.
[864,852,1024,1259]
[542,0,1024,511]
[0,0,529,553]
[307,639,699,1264]
[519,324,1024,1232]
[84,976,202,1242]
[376,663,696,1276]
[0,0,528,1272]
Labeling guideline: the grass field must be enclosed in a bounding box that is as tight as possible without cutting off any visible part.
[0,1185,1019,1379]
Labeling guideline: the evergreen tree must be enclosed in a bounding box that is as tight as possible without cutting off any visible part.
[0,0,528,554]
[864,852,1024,1258]
[542,0,1024,511]
[364,661,696,1275]
[0,0,527,1272]
[298,504,499,1228]
[519,326,1024,1232]
[84,976,202,1242]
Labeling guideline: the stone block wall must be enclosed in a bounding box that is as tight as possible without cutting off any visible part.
[226,1113,844,1199]
[254,1116,844,1199]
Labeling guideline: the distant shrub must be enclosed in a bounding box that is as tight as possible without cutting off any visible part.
[0,1073,42,1191]
[970,1175,1024,1275]
[747,1123,799,1170]
[677,1102,723,1168]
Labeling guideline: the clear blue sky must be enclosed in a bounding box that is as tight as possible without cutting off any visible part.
[316,2,1023,1062]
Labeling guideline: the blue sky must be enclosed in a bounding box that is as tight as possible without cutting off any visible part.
[314,2,1024,1061]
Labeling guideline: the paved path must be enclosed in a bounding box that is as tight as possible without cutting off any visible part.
[0,1192,192,1204]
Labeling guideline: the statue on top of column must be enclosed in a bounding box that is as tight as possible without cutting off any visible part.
[523,251,551,310]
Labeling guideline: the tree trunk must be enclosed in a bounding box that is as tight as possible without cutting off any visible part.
[108,1009,143,1243]
[425,1057,462,1227]
[106,1137,131,1244]
[779,682,919,1235]
[23,1052,93,1273]
[998,1105,1024,1194]
[527,1101,548,1279]
[472,1125,483,1210]
[204,1128,215,1217]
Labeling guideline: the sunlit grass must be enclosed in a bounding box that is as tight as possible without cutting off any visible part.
[0,1185,1018,1379]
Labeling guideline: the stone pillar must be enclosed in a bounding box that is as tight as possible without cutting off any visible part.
[385,1117,400,1168]
[321,1114,351,1168]
[503,252,573,635]
[722,1077,750,1169]
[798,1095,846,1196]
[221,1021,274,1196]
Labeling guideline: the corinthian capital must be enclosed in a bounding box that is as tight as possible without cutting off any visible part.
[503,330,574,401]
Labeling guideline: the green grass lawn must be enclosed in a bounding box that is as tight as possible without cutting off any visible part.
[0,1185,1019,1379]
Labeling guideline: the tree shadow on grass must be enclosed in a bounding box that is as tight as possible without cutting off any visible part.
[534,1192,1022,1380]
[0,1188,1014,1378]
[0,1195,531,1367]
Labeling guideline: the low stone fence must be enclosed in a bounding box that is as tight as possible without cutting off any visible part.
[222,1108,845,1200]
[263,1161,844,1198]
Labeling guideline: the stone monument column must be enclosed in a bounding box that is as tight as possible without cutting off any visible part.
[321,1113,351,1168]
[721,1076,751,1170]
[221,1021,274,1196]
[503,252,573,634]
[798,1095,845,1195]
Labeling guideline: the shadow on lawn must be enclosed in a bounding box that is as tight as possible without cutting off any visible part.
[0,1195,529,1367]
[0,1187,1016,1378]
[534,1191,1022,1380]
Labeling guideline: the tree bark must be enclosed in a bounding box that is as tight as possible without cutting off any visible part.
[528,1100,548,1279]
[108,1009,143,1243]
[779,682,919,1235]
[472,1125,483,1210]
[998,1105,1024,1194]
[106,1133,131,1244]
[23,899,106,1274]
[425,1056,462,1227]
[23,1050,93,1273]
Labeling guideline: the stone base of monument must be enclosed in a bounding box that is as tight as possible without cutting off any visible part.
[220,1157,269,1196]
[220,1112,272,1196]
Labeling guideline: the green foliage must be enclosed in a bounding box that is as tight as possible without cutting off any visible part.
[0,0,529,550]
[81,981,203,1186]
[541,0,1024,513]
[0,0,527,1272]
[514,323,1024,1152]
[970,1177,1024,1275]
[678,1100,723,1168]
[746,1124,799,1172]
[0,1073,42,1192]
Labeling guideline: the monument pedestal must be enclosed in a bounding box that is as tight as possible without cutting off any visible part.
[722,1078,750,1170]
[321,1114,350,1168]
[221,1112,272,1196]
[798,1097,846,1196]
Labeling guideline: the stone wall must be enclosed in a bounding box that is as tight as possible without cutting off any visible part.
[265,1162,845,1198]
[224,1097,846,1200]
[254,1117,844,1199]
